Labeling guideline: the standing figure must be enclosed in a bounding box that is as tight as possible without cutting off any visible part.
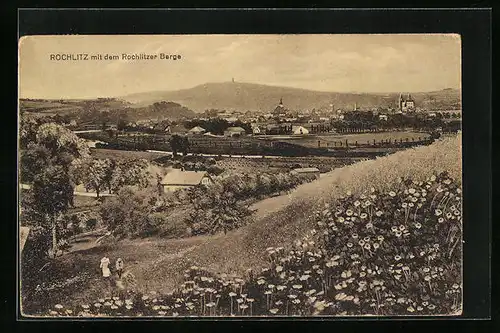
[100,256,111,290]
[115,258,124,279]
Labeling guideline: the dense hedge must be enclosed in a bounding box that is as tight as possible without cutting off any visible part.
[184,172,318,235]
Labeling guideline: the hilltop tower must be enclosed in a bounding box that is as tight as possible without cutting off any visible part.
[279,97,283,107]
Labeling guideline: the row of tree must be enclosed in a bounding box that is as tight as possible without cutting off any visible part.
[70,158,150,198]
[332,112,457,131]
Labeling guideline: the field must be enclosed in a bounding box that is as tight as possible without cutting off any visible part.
[20,98,131,115]
[20,100,84,114]
[90,148,167,162]
[269,131,431,148]
[216,156,365,174]
[23,134,461,315]
[90,147,364,174]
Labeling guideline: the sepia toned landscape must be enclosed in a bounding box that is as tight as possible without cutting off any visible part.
[18,34,462,317]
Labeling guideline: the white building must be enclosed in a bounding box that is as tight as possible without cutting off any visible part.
[251,125,262,135]
[160,169,213,193]
[188,126,206,135]
[224,126,247,137]
[292,125,309,135]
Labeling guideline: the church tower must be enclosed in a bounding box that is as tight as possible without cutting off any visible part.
[273,97,285,117]
[398,93,405,111]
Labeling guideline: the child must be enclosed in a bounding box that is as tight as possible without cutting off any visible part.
[115,258,124,279]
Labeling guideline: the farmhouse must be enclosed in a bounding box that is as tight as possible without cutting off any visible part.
[224,126,246,137]
[290,167,320,179]
[160,169,213,193]
[188,126,206,135]
[292,125,310,135]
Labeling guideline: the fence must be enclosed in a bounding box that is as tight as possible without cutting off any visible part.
[315,136,434,149]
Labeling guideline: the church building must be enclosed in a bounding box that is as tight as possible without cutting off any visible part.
[272,97,287,117]
[398,93,416,113]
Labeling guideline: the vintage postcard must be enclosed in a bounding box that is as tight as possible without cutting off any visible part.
[18,34,462,317]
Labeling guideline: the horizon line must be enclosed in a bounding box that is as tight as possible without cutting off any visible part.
[19,80,461,100]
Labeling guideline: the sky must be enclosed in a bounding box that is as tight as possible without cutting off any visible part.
[19,34,461,99]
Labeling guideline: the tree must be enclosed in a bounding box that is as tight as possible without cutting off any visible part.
[185,182,252,235]
[121,159,151,188]
[156,173,163,196]
[117,116,128,131]
[169,134,183,157]
[71,158,111,198]
[99,187,163,238]
[100,111,111,130]
[20,143,51,183]
[31,165,74,257]
[19,121,89,257]
[179,136,190,156]
[19,113,42,149]
[35,122,90,168]
[71,158,150,196]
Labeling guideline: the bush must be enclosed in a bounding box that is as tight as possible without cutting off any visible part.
[185,185,252,235]
[182,171,315,236]
[207,165,225,176]
[99,187,162,238]
[149,212,190,239]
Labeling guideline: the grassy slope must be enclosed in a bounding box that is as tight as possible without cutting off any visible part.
[32,134,461,311]
[243,134,461,253]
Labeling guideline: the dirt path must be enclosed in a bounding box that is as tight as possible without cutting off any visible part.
[250,193,294,219]
[249,178,320,219]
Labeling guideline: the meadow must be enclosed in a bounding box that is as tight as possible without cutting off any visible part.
[22,134,462,317]
[273,131,431,148]
[90,148,167,162]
